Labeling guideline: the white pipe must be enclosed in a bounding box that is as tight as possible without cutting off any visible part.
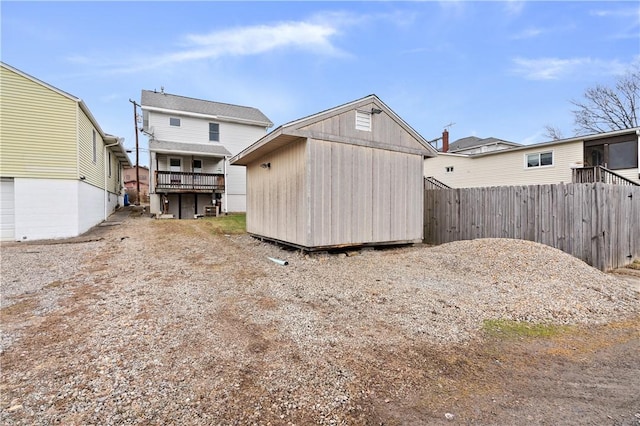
[104,139,121,220]
[268,257,288,266]
[223,156,228,214]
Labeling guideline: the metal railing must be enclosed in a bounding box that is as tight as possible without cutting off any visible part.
[424,176,452,189]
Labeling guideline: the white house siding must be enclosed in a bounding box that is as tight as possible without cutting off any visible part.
[13,178,79,241]
[148,111,268,214]
[225,165,247,212]
[1,178,15,241]
[78,180,116,234]
[615,168,640,184]
[425,141,584,188]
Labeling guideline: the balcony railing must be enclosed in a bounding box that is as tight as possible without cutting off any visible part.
[572,166,639,186]
[155,171,225,192]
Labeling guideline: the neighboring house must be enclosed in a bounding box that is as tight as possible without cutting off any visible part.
[0,62,131,242]
[124,165,150,203]
[425,128,640,188]
[230,94,438,250]
[141,89,272,218]
[446,135,521,154]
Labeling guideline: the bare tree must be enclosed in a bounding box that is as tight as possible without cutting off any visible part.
[571,66,639,135]
[543,124,565,140]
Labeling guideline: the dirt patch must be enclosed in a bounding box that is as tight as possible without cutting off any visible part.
[1,216,639,425]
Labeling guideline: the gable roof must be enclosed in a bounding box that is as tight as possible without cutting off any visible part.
[1,62,131,167]
[140,90,273,127]
[230,94,437,165]
[448,136,521,153]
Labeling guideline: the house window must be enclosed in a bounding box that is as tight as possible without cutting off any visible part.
[608,140,638,170]
[526,151,553,168]
[445,166,454,173]
[355,111,371,131]
[209,123,220,142]
[170,117,181,127]
[193,159,202,173]
[108,152,112,177]
[92,130,97,163]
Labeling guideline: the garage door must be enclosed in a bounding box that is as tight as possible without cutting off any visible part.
[1,178,15,241]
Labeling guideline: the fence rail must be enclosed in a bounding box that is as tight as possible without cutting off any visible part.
[424,183,640,271]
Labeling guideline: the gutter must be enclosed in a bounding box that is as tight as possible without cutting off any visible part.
[103,138,122,220]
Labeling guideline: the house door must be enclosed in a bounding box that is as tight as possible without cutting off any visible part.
[170,158,181,186]
[0,178,15,241]
[584,144,606,167]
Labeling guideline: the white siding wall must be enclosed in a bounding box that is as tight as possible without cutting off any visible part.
[147,110,268,213]
[425,141,584,188]
[78,180,115,234]
[9,178,117,241]
[14,178,79,241]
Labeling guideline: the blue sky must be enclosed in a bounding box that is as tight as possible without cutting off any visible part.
[2,1,638,165]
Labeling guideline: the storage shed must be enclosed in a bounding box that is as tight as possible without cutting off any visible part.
[229,95,438,250]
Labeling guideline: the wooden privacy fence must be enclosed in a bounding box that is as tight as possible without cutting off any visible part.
[423,182,640,271]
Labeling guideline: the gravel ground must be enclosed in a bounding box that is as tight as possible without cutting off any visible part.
[1,210,639,425]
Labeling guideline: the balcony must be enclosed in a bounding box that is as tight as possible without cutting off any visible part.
[572,166,638,186]
[155,171,225,193]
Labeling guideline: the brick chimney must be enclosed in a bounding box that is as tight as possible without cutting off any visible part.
[442,129,449,153]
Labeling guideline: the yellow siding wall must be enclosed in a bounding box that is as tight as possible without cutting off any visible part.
[0,66,78,179]
[425,141,584,188]
[78,110,108,190]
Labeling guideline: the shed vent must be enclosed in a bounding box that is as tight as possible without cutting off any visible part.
[355,110,372,131]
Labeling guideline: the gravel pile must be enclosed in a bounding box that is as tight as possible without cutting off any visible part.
[1,214,638,425]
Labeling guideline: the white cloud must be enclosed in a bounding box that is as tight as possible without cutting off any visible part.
[184,21,341,58]
[511,57,631,80]
[590,6,640,39]
[510,27,545,40]
[504,0,526,17]
[90,18,350,74]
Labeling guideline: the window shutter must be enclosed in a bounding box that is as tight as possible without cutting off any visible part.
[355,111,371,131]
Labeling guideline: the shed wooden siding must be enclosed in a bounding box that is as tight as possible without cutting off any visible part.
[307,139,424,247]
[424,141,584,188]
[246,138,307,246]
[300,103,422,153]
[0,66,77,179]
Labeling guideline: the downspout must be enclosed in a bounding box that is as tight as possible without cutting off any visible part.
[223,156,228,214]
[104,140,121,220]
[636,129,640,180]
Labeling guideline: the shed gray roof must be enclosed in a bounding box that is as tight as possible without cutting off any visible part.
[141,90,272,127]
[448,136,521,153]
[150,139,231,157]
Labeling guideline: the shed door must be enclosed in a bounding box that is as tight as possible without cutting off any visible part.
[1,178,15,241]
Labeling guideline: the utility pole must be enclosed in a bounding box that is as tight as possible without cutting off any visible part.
[129,99,141,205]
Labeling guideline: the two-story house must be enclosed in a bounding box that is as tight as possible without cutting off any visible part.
[1,62,131,242]
[141,90,272,218]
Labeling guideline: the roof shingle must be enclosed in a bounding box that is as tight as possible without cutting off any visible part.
[141,90,272,127]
